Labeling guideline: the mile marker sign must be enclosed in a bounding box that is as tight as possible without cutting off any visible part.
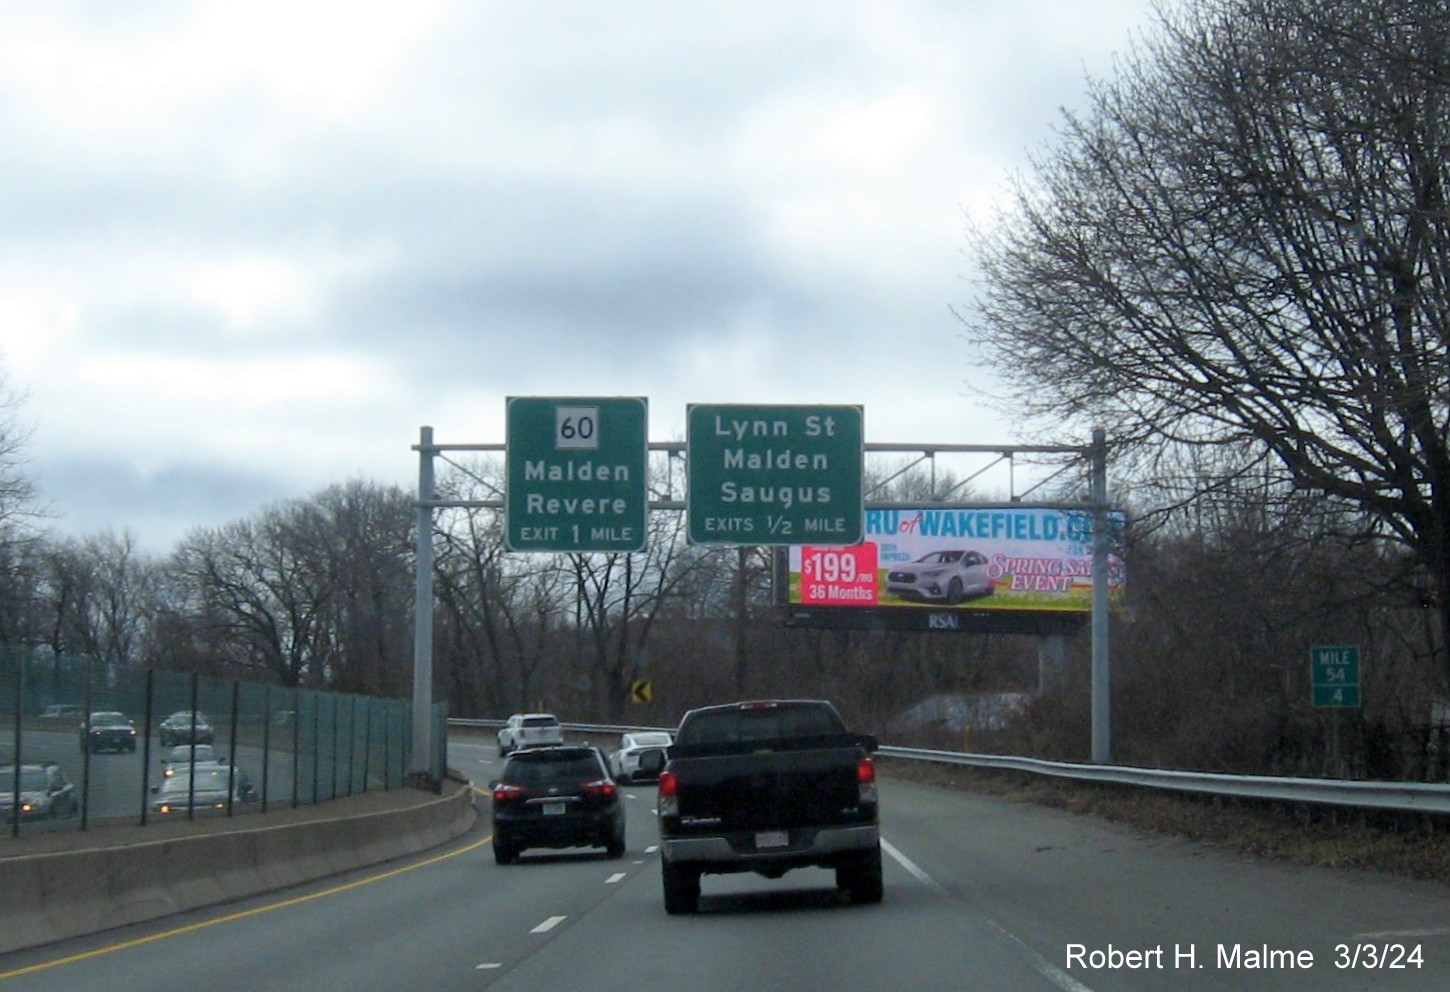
[506,397,648,552]
[686,403,863,545]
[1311,644,1361,708]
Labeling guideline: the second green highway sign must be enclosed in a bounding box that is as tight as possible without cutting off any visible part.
[686,403,863,545]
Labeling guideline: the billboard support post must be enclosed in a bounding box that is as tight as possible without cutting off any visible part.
[1038,635,1067,694]
[1090,427,1111,764]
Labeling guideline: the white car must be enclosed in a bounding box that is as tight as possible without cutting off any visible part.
[160,744,225,776]
[885,549,994,604]
[608,731,673,783]
[497,713,564,756]
[150,765,256,815]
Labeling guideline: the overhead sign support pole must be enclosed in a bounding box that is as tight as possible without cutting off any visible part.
[411,425,436,783]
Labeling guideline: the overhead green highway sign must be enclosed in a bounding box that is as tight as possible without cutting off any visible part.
[686,403,863,546]
[506,397,648,552]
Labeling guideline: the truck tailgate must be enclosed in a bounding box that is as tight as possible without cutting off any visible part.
[672,746,865,832]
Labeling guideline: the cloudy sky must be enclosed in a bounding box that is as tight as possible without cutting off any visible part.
[2,0,1155,554]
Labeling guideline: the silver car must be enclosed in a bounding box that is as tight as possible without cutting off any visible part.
[885,549,993,604]
[0,763,79,821]
[160,744,225,777]
[150,765,256,815]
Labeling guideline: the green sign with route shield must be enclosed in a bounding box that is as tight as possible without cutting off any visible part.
[686,403,863,546]
[506,397,648,552]
[1311,644,1361,708]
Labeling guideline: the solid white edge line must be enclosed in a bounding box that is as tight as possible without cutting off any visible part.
[1356,927,1450,939]
[880,838,1098,992]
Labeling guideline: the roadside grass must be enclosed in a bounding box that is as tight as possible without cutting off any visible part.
[879,758,1450,884]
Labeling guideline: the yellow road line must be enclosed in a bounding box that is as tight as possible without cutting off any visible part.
[0,834,493,982]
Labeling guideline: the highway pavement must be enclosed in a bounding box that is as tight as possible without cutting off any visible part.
[1,734,1447,991]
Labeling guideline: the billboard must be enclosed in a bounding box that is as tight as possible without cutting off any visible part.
[780,505,1126,615]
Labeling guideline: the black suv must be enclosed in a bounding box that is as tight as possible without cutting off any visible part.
[158,711,215,747]
[82,711,138,753]
[489,745,625,865]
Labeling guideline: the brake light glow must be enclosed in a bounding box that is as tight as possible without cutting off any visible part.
[857,757,877,804]
[492,782,528,802]
[582,779,616,798]
[657,770,679,817]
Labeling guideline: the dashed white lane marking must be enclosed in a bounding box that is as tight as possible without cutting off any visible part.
[475,963,502,970]
[531,915,567,934]
[606,873,627,884]
[644,844,659,854]
[881,838,1098,992]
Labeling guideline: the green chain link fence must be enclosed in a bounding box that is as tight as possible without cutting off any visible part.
[1,646,446,839]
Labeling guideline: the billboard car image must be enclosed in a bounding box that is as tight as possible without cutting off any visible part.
[787,505,1126,614]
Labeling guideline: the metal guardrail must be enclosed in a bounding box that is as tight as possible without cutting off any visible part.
[451,718,1450,816]
[872,745,1450,816]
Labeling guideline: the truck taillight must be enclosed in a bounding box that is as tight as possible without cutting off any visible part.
[857,757,877,804]
[657,769,678,817]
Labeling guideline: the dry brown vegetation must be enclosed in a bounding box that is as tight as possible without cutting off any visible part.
[880,759,1450,885]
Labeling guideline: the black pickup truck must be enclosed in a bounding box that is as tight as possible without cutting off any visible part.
[648,699,882,914]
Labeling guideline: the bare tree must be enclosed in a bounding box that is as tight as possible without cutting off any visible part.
[963,0,1450,685]
[0,366,39,533]
[173,510,334,685]
[299,482,415,696]
[0,365,44,647]
[562,501,708,722]
[430,459,577,715]
[41,531,158,672]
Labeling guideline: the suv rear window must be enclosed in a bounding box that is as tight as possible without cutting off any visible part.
[522,716,559,728]
[504,749,602,785]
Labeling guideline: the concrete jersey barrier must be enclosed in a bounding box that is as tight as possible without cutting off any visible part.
[0,777,477,955]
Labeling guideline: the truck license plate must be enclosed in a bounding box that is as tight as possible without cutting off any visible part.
[755,830,788,849]
[543,803,566,816]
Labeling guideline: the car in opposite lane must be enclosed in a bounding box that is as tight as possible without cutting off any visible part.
[81,711,138,753]
[150,764,257,815]
[497,712,564,756]
[158,710,215,747]
[608,731,673,783]
[490,745,625,864]
[160,744,225,776]
[0,762,80,821]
